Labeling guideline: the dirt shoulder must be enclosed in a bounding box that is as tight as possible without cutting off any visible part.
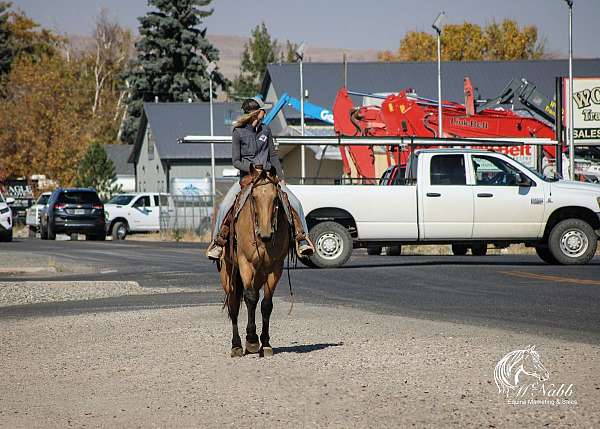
[0,297,598,428]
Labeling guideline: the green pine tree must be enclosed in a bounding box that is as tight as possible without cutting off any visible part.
[0,2,11,76]
[75,143,122,200]
[231,22,278,98]
[120,0,227,144]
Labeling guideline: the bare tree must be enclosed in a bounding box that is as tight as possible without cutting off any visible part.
[91,9,132,117]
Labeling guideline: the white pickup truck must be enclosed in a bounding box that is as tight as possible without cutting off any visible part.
[290,149,600,268]
[0,192,14,242]
[104,193,165,240]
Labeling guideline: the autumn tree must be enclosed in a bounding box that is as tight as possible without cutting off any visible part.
[378,19,546,62]
[0,54,93,185]
[231,22,278,98]
[75,142,121,200]
[121,0,227,144]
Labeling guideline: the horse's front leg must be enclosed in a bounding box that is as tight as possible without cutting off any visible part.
[260,268,282,357]
[243,287,260,354]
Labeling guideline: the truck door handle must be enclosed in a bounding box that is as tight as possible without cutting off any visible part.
[426,192,441,197]
[477,193,494,198]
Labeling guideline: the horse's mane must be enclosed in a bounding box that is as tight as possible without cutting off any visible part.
[494,349,526,394]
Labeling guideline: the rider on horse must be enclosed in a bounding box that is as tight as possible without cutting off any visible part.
[206,97,315,260]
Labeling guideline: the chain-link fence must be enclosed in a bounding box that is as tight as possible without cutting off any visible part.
[158,179,238,242]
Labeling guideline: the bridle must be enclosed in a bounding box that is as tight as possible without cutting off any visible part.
[249,170,280,244]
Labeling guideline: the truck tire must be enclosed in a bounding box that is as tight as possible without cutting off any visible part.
[40,223,47,240]
[451,244,468,256]
[367,245,382,256]
[111,221,128,240]
[47,223,56,240]
[535,245,558,264]
[471,243,487,256]
[308,221,353,268]
[385,245,402,256]
[548,218,597,265]
[0,228,12,242]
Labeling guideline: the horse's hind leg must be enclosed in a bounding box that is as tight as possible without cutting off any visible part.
[260,270,282,357]
[243,287,260,354]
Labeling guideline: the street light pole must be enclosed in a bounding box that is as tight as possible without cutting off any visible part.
[564,0,575,180]
[432,12,446,138]
[207,62,217,200]
[296,43,306,183]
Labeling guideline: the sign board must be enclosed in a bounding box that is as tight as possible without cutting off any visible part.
[170,177,211,196]
[564,77,600,144]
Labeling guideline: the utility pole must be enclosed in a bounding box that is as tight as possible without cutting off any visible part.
[432,12,446,138]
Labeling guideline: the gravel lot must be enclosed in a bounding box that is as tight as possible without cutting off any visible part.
[0,282,598,428]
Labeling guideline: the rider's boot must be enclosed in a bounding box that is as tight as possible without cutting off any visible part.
[206,223,229,261]
[296,235,315,257]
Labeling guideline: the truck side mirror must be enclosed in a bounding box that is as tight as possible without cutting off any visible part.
[516,173,533,187]
[5,197,15,205]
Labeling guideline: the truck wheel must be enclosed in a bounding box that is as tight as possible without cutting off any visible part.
[40,224,47,240]
[385,245,402,256]
[47,223,56,240]
[308,221,353,268]
[0,229,12,242]
[367,245,382,256]
[548,218,597,265]
[471,243,487,256]
[111,221,128,240]
[451,244,468,256]
[535,245,558,264]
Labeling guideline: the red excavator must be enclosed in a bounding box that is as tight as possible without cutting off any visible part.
[332,78,559,181]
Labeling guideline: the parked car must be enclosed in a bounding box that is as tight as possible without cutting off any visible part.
[105,193,168,240]
[40,188,105,240]
[0,191,14,242]
[289,148,600,267]
[25,191,52,235]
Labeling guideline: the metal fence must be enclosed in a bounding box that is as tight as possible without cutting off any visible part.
[159,194,213,240]
[158,179,238,242]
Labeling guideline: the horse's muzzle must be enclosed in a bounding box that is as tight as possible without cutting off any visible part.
[259,231,273,242]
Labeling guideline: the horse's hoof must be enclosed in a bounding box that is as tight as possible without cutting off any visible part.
[261,346,273,358]
[245,341,260,354]
[230,347,243,358]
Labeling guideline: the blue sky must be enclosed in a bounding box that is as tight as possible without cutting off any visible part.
[11,0,600,57]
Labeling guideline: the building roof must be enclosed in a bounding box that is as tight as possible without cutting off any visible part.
[261,59,600,119]
[129,102,243,163]
[104,144,134,175]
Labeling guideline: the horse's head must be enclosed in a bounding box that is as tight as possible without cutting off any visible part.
[520,345,549,382]
[250,165,279,242]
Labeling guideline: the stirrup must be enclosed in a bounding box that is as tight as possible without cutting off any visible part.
[297,238,314,257]
[206,242,224,260]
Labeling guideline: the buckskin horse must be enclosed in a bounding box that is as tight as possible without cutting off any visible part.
[218,166,292,358]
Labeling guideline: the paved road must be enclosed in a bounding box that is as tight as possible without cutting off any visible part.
[1,238,600,343]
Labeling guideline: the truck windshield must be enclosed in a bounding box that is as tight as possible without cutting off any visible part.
[107,195,135,205]
[0,193,4,203]
[37,194,50,205]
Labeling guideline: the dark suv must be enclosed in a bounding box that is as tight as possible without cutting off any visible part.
[40,188,106,240]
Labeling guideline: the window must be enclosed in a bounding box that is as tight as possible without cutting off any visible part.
[153,195,159,206]
[147,127,155,161]
[472,155,523,186]
[133,196,150,208]
[107,195,134,206]
[58,191,100,204]
[37,194,50,205]
[430,155,466,185]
